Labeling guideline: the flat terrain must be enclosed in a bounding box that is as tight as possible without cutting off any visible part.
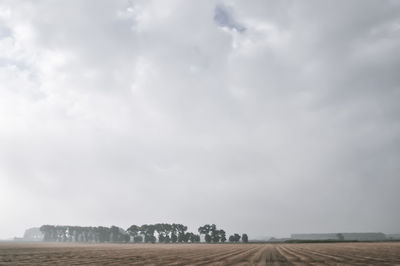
[1,242,400,265]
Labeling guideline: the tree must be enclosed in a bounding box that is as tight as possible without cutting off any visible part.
[97,226,110,242]
[210,224,222,243]
[171,233,177,243]
[199,224,229,243]
[242,233,248,243]
[140,224,156,243]
[229,233,241,243]
[234,233,241,243]
[154,223,165,243]
[109,226,129,243]
[176,224,188,243]
[182,232,191,243]
[198,225,211,243]
[127,225,140,239]
[133,235,143,243]
[40,225,55,241]
[190,233,200,243]
[210,224,218,242]
[110,226,120,242]
[220,230,227,243]
[171,224,179,243]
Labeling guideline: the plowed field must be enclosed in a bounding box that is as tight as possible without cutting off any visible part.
[1,242,400,265]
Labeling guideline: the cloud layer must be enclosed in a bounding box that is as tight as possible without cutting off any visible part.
[1,0,400,239]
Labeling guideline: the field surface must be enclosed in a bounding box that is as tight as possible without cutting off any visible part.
[1,242,400,265]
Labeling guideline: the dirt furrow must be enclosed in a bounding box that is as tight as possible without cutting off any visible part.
[279,245,318,264]
[247,245,287,266]
[271,245,290,265]
[275,245,302,265]
[183,246,241,260]
[249,245,270,265]
[295,246,346,259]
[182,247,239,260]
[187,246,250,265]
[2,242,400,265]
[216,245,260,265]
[298,245,389,264]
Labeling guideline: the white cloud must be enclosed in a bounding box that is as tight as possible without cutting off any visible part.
[0,0,399,239]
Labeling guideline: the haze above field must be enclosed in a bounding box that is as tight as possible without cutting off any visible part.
[1,0,400,240]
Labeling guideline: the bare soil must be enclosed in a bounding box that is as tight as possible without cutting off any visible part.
[1,242,400,265]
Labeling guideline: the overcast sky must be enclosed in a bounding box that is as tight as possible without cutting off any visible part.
[1,0,400,239]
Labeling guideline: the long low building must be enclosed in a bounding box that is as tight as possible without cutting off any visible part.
[291,232,386,241]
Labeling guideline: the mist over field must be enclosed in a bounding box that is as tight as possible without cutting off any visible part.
[1,0,400,240]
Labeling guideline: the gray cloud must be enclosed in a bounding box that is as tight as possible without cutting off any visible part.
[0,0,399,239]
[214,4,246,32]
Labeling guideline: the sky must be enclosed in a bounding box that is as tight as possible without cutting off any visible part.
[0,0,400,240]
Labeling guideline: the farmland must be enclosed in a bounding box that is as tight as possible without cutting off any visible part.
[1,242,400,265]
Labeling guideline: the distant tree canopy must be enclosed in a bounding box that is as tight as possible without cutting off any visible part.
[229,233,241,243]
[127,223,200,244]
[198,224,227,243]
[39,225,129,243]
[39,223,247,244]
[242,233,248,243]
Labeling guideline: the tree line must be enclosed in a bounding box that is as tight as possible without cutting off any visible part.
[39,223,248,243]
[127,223,200,243]
[198,224,248,243]
[39,225,130,243]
